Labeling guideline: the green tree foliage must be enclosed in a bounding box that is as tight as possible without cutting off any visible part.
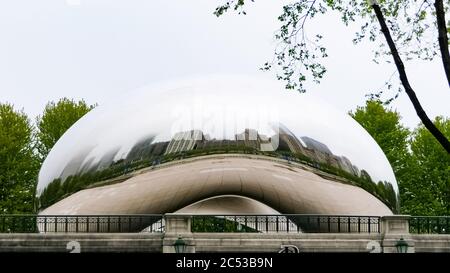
[351,100,450,215]
[36,98,95,160]
[404,117,450,215]
[0,103,39,214]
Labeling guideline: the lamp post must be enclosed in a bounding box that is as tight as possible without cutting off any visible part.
[395,238,409,253]
[174,236,187,253]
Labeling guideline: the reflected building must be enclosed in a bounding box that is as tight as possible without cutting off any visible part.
[165,130,204,154]
[300,136,332,155]
[278,125,307,154]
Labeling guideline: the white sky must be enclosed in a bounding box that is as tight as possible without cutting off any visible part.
[0,0,449,129]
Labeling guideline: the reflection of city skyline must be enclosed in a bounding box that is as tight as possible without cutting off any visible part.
[56,124,365,183]
[124,124,361,179]
[39,123,399,212]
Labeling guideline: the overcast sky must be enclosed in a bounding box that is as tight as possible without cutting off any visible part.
[0,0,449,129]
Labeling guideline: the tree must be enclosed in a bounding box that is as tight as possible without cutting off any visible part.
[351,100,450,215]
[404,117,450,215]
[36,98,95,160]
[215,0,450,153]
[0,103,39,214]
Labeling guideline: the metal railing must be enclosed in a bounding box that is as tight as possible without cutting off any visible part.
[191,215,381,233]
[0,215,165,233]
[3,214,450,235]
[409,216,450,234]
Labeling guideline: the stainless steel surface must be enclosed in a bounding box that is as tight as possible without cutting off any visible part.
[37,76,399,212]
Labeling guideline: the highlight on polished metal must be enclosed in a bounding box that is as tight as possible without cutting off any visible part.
[37,75,399,216]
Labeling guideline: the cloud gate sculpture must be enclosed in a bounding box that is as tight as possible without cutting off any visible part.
[37,76,399,224]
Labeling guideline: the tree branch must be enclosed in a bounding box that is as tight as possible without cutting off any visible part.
[434,0,450,86]
[371,1,450,153]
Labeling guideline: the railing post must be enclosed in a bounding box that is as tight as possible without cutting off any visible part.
[276,216,279,232]
[162,214,195,253]
[337,217,340,233]
[447,218,449,234]
[33,215,37,233]
[381,215,415,253]
[149,216,154,232]
[286,217,289,233]
[244,216,247,233]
